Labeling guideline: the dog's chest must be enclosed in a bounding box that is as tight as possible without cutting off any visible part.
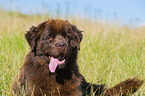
[27,72,82,96]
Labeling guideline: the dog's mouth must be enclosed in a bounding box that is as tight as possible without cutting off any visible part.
[56,53,65,61]
[48,53,66,73]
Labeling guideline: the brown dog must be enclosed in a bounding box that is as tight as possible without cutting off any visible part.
[11,19,143,96]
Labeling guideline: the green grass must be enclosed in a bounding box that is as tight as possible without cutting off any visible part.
[0,10,144,96]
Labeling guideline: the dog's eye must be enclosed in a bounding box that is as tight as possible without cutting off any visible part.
[46,36,53,40]
[65,36,68,38]
[65,35,70,39]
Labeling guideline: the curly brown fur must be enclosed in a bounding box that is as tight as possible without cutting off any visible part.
[11,19,143,96]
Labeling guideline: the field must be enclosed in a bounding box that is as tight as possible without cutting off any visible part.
[0,10,145,95]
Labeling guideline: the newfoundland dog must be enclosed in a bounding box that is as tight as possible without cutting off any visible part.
[11,19,143,96]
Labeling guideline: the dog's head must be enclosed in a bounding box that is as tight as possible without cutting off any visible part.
[25,19,83,73]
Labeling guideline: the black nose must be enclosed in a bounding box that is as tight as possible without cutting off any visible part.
[56,42,66,49]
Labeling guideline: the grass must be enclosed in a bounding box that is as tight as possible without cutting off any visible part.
[0,10,144,96]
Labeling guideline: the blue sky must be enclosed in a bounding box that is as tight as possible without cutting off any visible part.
[0,0,145,26]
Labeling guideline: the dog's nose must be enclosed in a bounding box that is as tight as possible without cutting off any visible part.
[56,42,66,49]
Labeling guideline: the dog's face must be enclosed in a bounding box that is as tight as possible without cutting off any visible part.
[25,19,83,73]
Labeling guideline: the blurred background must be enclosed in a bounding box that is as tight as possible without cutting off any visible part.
[0,0,145,27]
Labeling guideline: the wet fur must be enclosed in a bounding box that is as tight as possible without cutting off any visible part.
[11,19,143,96]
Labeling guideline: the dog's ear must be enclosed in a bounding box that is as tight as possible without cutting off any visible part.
[71,24,83,50]
[25,20,48,54]
[25,26,37,49]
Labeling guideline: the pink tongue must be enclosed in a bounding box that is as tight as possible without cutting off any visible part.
[49,57,65,73]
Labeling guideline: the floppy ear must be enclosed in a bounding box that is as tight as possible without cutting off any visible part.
[71,24,83,50]
[25,20,48,54]
[25,26,37,49]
